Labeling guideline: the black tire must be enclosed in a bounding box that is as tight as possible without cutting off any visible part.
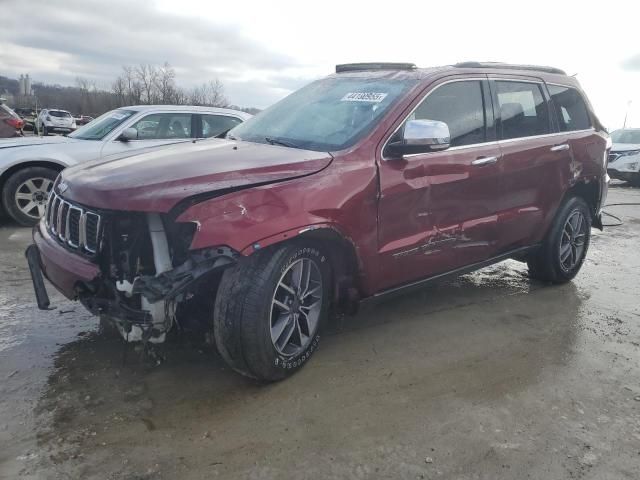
[2,166,58,226]
[43,125,49,136]
[527,196,591,283]
[214,242,331,381]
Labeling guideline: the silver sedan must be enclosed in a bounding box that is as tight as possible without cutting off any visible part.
[0,105,251,225]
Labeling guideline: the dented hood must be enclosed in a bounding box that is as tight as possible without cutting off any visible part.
[59,139,333,212]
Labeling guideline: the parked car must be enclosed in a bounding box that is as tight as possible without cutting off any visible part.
[36,109,76,135]
[73,115,94,126]
[0,105,250,225]
[607,128,640,185]
[14,108,37,131]
[26,62,609,381]
[0,104,25,138]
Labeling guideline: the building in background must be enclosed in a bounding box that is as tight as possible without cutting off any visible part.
[18,74,33,97]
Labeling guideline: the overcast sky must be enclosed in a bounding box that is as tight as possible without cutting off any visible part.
[2,0,640,128]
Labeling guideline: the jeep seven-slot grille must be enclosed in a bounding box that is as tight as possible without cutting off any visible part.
[45,192,101,253]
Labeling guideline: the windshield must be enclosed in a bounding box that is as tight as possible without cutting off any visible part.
[49,110,71,118]
[69,109,136,140]
[228,76,418,152]
[611,129,640,145]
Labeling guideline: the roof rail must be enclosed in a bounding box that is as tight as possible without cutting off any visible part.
[454,61,566,76]
[336,62,417,73]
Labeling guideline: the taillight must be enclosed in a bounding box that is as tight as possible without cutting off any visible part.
[6,118,23,129]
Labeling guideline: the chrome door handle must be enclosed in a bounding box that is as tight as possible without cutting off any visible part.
[550,144,570,152]
[471,156,498,166]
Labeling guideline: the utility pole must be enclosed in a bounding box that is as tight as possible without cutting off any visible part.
[623,100,632,129]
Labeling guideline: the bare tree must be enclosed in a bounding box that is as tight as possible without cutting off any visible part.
[157,62,177,104]
[135,64,159,104]
[189,79,228,107]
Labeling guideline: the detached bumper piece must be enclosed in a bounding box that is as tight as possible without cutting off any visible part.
[132,246,237,303]
[25,244,51,310]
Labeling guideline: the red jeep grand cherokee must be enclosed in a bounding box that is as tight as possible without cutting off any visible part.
[27,62,609,381]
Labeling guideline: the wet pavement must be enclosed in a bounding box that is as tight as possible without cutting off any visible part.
[1,185,639,479]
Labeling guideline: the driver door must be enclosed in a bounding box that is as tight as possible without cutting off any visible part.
[376,77,502,292]
[100,112,195,157]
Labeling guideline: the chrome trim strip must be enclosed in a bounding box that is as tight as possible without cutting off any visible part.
[67,206,83,247]
[79,213,87,250]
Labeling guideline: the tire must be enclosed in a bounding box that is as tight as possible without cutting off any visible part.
[2,167,58,226]
[214,242,331,381]
[43,125,49,136]
[629,174,640,187]
[527,196,591,283]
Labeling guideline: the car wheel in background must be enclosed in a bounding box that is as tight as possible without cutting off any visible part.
[2,166,58,226]
[528,196,591,284]
[214,242,331,381]
[42,125,49,136]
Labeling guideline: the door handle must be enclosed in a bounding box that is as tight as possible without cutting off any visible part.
[550,144,570,152]
[471,156,499,166]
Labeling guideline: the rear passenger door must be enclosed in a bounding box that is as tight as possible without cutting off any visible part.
[196,114,243,138]
[489,77,571,251]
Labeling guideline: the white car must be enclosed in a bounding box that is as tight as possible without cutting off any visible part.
[608,128,640,186]
[0,105,251,225]
[37,109,76,136]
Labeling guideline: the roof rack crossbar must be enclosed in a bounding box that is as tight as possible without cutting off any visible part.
[336,62,417,73]
[454,61,566,76]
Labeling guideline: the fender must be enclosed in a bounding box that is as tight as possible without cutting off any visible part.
[239,222,357,256]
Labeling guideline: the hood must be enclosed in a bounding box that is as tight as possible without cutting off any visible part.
[0,135,77,150]
[60,139,333,213]
[611,143,640,152]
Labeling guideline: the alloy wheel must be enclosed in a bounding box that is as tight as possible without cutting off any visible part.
[270,258,323,356]
[14,177,53,219]
[559,210,587,272]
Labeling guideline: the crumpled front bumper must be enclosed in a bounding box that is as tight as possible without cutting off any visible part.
[31,221,99,301]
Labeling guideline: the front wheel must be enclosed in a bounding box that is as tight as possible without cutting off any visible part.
[2,167,58,226]
[214,242,331,381]
[528,196,591,283]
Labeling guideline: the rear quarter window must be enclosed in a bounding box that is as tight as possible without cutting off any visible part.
[548,85,591,132]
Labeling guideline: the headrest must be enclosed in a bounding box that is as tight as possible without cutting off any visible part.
[500,102,524,121]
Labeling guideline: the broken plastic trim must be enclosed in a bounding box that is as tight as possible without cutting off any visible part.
[131,246,238,303]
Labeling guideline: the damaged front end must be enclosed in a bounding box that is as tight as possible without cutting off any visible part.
[77,210,237,344]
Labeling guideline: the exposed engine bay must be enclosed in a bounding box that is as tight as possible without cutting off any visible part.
[78,212,237,344]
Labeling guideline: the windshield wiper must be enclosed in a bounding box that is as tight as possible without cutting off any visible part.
[265,136,301,149]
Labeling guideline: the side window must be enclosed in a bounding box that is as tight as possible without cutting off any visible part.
[131,113,192,140]
[548,85,591,132]
[495,81,550,140]
[410,81,486,147]
[201,115,242,138]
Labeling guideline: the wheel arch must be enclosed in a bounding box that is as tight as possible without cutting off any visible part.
[244,224,364,314]
[0,161,64,211]
[563,178,602,229]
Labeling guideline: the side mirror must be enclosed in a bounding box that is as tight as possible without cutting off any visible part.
[118,127,138,141]
[386,119,450,158]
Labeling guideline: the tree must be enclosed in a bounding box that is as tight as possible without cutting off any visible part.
[189,79,228,107]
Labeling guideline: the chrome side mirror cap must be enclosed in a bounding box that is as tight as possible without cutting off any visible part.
[386,119,451,158]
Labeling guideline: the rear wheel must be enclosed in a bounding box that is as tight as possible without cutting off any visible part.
[528,196,591,283]
[2,167,58,226]
[214,242,331,381]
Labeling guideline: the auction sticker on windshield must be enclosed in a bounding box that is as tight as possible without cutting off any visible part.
[341,92,388,102]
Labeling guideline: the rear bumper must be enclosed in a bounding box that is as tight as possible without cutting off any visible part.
[32,222,99,300]
[607,169,638,182]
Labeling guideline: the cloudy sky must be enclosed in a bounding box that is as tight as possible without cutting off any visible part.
[2,0,640,128]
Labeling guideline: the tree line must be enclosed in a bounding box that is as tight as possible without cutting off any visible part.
[2,63,259,117]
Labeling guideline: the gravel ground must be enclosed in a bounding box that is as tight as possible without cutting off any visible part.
[1,184,639,480]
